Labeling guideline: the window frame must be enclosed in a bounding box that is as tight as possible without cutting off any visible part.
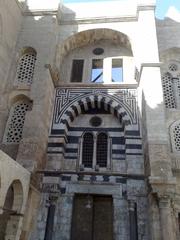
[91,58,104,83]
[70,59,84,83]
[15,49,37,87]
[111,58,123,83]
[79,131,111,171]
[96,132,109,168]
[81,132,94,168]
[3,101,31,144]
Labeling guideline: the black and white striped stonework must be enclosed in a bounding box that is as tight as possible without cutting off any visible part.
[48,126,142,161]
[48,87,142,165]
[55,95,132,137]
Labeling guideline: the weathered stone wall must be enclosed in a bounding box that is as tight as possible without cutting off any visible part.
[0,0,23,142]
[10,14,57,171]
[0,150,30,240]
[156,17,180,240]
[0,0,180,239]
[156,18,180,53]
[32,174,148,240]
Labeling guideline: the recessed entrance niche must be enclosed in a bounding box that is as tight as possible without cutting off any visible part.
[71,194,113,240]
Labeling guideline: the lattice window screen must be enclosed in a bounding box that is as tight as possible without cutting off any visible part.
[4,102,30,143]
[172,122,180,152]
[162,73,176,108]
[16,53,36,85]
[173,77,180,100]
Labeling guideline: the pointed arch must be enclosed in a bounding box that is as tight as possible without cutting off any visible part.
[0,180,23,240]
[58,93,133,136]
[161,72,176,109]
[3,95,32,143]
[15,46,37,86]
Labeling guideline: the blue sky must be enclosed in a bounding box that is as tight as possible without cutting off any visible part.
[156,0,180,19]
[63,0,180,19]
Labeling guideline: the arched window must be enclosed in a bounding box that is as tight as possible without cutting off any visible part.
[15,47,37,86]
[82,133,94,168]
[162,72,176,108]
[4,100,31,143]
[96,132,108,167]
[170,120,180,153]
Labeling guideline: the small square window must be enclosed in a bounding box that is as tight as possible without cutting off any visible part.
[112,58,123,83]
[91,59,103,83]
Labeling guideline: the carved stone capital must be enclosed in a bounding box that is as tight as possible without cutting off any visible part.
[128,200,136,211]
[158,195,171,209]
[46,193,59,207]
[148,176,176,200]
[49,194,59,203]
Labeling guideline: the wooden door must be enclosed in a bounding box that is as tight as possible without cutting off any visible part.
[71,195,113,240]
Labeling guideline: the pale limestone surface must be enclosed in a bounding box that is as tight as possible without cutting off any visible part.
[0,150,30,240]
[0,0,180,239]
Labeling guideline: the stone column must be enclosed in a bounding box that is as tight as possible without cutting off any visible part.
[177,213,180,240]
[159,196,175,240]
[128,201,138,240]
[44,195,57,240]
[148,194,161,240]
[113,196,129,240]
[54,194,74,240]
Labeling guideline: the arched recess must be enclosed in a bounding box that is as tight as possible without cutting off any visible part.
[0,180,23,240]
[57,28,133,67]
[58,94,134,136]
[48,91,142,170]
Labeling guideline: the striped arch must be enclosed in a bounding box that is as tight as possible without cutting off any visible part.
[59,94,133,135]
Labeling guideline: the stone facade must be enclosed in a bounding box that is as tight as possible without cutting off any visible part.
[0,0,180,239]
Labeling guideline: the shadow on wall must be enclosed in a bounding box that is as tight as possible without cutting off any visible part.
[0,180,23,240]
[0,3,77,240]
[0,3,77,160]
[141,90,172,179]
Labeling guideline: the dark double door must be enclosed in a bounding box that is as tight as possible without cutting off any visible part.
[71,195,113,240]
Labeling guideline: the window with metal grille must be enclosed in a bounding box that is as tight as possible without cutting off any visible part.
[96,132,108,167]
[82,133,94,168]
